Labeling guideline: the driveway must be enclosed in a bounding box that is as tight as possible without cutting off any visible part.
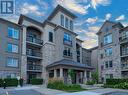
[7,89,45,95]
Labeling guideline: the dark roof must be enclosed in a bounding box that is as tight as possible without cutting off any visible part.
[47,5,77,21]
[18,14,43,26]
[47,59,93,69]
[76,38,84,42]
[89,46,98,51]
[96,20,117,35]
[0,18,21,27]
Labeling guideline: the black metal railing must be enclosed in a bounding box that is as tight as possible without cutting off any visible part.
[26,36,43,45]
[27,64,42,71]
[121,63,128,70]
[26,49,42,58]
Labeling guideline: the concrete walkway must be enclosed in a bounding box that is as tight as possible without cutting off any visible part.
[0,85,68,95]
[89,88,128,94]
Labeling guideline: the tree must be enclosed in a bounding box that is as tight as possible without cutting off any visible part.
[91,71,99,84]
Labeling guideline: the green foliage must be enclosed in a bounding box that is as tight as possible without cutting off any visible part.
[106,79,128,85]
[104,79,128,89]
[4,78,18,87]
[0,79,3,87]
[91,72,99,84]
[68,69,75,80]
[47,78,85,92]
[30,78,43,85]
[114,82,128,89]
[86,80,95,85]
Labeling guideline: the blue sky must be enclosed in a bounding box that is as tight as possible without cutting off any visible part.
[1,0,128,49]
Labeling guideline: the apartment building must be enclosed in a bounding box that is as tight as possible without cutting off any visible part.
[0,18,22,78]
[0,5,93,84]
[97,20,128,82]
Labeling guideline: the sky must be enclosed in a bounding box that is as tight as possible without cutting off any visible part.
[0,0,128,49]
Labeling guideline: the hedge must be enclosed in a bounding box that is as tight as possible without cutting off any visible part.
[106,79,128,85]
[0,78,23,87]
[47,78,85,92]
[4,78,18,87]
[30,78,43,85]
[0,79,3,87]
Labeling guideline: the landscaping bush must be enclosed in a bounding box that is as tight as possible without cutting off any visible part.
[47,78,85,92]
[30,78,43,85]
[86,80,95,85]
[4,78,18,87]
[114,82,128,89]
[0,79,3,87]
[106,79,128,85]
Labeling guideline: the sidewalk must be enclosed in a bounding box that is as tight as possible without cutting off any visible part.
[0,85,68,95]
[34,85,68,95]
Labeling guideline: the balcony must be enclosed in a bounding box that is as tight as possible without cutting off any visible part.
[119,36,128,44]
[121,49,128,57]
[26,49,42,59]
[76,50,80,56]
[63,50,72,58]
[27,64,42,72]
[26,36,43,46]
[121,63,128,71]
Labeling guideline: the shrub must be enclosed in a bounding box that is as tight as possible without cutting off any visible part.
[30,78,43,85]
[4,78,18,87]
[47,78,85,92]
[86,80,95,85]
[0,79,3,87]
[114,82,128,89]
[106,79,128,85]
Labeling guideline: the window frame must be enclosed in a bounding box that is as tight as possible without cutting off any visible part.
[6,57,19,68]
[7,43,18,53]
[8,27,19,39]
[49,32,53,42]
[103,33,112,45]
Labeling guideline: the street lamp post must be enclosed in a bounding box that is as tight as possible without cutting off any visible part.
[17,76,21,87]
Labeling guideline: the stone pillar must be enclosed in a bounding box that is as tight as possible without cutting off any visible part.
[89,71,92,79]
[60,68,63,78]
[83,70,87,84]
[54,69,57,78]
[76,72,79,84]
[21,26,27,83]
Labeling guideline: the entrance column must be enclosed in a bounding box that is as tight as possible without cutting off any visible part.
[60,68,63,78]
[54,69,57,78]
[83,70,87,83]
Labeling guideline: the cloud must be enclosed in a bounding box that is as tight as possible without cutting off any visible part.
[86,17,98,24]
[82,39,98,49]
[115,15,125,21]
[91,0,111,9]
[75,26,99,49]
[54,0,90,14]
[105,13,111,20]
[20,3,45,16]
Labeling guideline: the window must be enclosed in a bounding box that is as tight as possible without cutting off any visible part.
[109,61,113,67]
[64,33,71,42]
[105,60,113,68]
[105,61,109,68]
[8,27,19,39]
[65,17,69,29]
[60,15,64,26]
[105,48,112,56]
[6,73,17,78]
[103,34,112,45]
[105,74,113,79]
[7,44,18,53]
[7,58,18,67]
[70,20,73,31]
[49,32,53,42]
[63,47,72,57]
